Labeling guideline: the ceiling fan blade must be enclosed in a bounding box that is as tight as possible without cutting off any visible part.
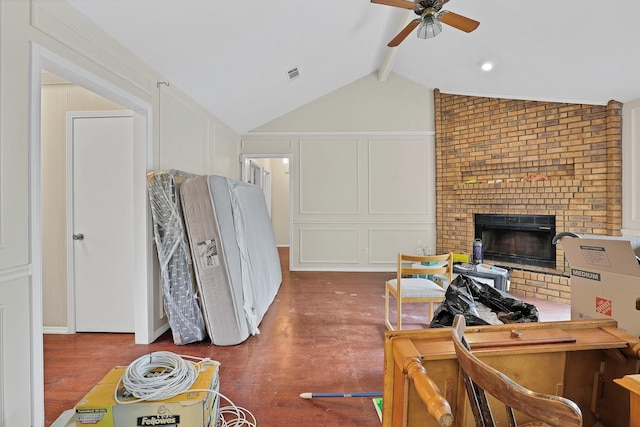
[438,11,479,33]
[388,19,420,47]
[371,0,416,10]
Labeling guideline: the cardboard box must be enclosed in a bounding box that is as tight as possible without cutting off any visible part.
[75,361,219,427]
[561,237,640,337]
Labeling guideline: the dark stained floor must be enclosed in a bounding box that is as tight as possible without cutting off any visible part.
[44,249,570,426]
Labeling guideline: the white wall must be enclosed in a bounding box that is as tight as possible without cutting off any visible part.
[157,84,239,176]
[254,72,435,132]
[270,159,291,247]
[1,0,240,424]
[622,98,640,236]
[242,73,437,271]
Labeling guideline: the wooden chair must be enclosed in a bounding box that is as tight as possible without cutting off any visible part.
[450,314,583,427]
[385,252,453,331]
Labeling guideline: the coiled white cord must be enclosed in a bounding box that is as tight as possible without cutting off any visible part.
[115,351,256,427]
[117,351,201,402]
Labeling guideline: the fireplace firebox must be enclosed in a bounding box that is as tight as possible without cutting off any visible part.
[474,214,556,269]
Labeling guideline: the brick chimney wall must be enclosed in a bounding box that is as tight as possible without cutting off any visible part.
[434,90,623,303]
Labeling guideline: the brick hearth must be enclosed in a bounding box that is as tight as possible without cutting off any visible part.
[434,90,623,303]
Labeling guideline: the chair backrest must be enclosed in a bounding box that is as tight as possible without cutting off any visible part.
[450,314,583,427]
[397,252,453,284]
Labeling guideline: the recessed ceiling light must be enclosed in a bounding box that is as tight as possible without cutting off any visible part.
[481,61,493,71]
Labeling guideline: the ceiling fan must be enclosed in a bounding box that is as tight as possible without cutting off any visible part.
[372,0,479,46]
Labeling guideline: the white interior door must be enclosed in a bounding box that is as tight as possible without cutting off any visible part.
[69,111,135,332]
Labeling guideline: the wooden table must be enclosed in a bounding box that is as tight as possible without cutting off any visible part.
[614,374,640,426]
[383,319,640,427]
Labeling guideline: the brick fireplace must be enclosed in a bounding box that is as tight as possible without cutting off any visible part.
[434,90,623,303]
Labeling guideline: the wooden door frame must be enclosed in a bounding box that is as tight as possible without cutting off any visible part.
[30,43,154,425]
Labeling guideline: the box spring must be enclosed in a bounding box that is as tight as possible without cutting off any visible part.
[180,175,282,345]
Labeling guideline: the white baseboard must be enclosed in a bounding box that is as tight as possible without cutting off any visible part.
[43,326,72,334]
[51,409,75,427]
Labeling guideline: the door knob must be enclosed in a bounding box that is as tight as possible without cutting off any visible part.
[73,233,84,241]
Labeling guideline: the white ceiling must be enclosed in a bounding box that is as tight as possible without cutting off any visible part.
[66,0,640,134]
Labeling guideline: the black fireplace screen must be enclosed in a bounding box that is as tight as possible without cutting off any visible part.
[474,214,556,268]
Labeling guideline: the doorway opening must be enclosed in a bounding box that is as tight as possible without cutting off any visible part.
[240,155,292,269]
[30,43,154,425]
[41,72,134,334]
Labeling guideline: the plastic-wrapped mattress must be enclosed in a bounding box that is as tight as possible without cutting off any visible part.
[146,170,207,345]
[180,175,282,345]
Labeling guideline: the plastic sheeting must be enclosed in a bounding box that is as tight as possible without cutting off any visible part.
[146,170,206,345]
[430,274,539,328]
[226,177,282,335]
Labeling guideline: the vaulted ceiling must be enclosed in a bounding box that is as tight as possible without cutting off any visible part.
[66,0,640,134]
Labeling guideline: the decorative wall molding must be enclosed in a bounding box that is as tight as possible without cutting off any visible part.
[369,227,436,264]
[41,326,70,334]
[245,131,435,137]
[242,134,437,270]
[241,139,295,152]
[368,139,431,215]
[32,1,152,94]
[299,228,359,263]
[0,265,31,284]
[299,139,359,215]
[294,219,435,224]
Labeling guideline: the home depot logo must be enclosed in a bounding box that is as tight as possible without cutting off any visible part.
[595,297,612,316]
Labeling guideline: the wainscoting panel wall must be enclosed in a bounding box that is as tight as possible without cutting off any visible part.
[368,139,431,215]
[299,139,359,214]
[299,228,360,264]
[369,227,437,264]
[241,134,436,271]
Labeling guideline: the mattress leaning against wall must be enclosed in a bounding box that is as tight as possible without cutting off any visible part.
[180,175,282,346]
[146,170,207,345]
[222,176,282,331]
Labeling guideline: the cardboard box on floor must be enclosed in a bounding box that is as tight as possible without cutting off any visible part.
[75,361,219,427]
[561,236,640,337]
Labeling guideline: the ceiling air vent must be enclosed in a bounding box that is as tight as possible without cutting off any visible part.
[286,67,300,82]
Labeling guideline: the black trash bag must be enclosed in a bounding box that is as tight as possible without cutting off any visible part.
[429,274,539,328]
[467,276,539,323]
[429,276,491,328]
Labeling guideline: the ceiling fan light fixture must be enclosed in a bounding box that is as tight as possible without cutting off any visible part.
[416,14,442,39]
